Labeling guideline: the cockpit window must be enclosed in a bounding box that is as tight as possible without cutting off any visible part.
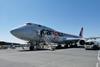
[38,25,42,27]
[26,23,32,25]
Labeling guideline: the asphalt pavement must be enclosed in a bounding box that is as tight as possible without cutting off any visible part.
[0,48,98,67]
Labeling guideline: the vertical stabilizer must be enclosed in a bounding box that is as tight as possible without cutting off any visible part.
[79,27,83,38]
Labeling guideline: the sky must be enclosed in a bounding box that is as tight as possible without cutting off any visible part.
[0,0,100,44]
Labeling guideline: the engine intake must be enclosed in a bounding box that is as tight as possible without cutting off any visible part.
[79,40,85,45]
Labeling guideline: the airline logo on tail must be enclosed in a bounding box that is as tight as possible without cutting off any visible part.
[79,27,83,38]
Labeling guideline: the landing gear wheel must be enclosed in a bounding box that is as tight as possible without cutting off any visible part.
[93,45,99,50]
[29,46,34,51]
[74,44,78,48]
[49,46,55,51]
[64,45,68,48]
[50,47,55,51]
[70,45,74,48]
[56,45,62,49]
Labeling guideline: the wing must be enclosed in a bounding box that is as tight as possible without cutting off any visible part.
[85,37,100,40]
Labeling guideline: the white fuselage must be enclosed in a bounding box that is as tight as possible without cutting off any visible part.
[10,23,80,43]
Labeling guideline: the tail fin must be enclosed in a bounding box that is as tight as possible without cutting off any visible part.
[79,27,83,38]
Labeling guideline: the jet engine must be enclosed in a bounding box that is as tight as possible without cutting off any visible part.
[78,40,86,45]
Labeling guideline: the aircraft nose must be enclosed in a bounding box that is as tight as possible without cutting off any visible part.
[10,28,28,40]
[10,27,36,40]
[10,29,21,36]
[10,26,38,40]
[10,30,14,35]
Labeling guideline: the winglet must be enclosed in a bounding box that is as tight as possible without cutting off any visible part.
[79,27,83,38]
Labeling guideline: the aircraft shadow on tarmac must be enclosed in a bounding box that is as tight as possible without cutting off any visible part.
[18,49,48,52]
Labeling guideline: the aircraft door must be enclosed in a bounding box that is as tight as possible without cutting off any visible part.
[40,29,46,37]
[40,29,53,42]
[40,29,52,37]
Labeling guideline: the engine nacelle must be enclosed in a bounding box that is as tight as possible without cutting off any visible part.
[79,40,86,45]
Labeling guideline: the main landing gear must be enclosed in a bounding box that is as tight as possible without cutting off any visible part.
[28,42,38,51]
[29,45,34,51]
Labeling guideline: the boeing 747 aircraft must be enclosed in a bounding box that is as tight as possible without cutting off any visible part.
[10,23,100,50]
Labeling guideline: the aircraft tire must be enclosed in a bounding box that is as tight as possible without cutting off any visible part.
[29,46,34,51]
[64,45,68,48]
[74,44,78,48]
[50,46,55,51]
[56,45,62,49]
[70,45,74,48]
[92,45,99,50]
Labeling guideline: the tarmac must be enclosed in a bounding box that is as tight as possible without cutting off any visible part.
[0,48,99,67]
